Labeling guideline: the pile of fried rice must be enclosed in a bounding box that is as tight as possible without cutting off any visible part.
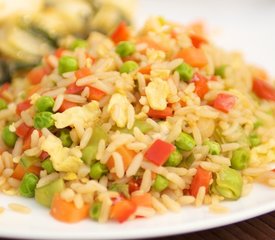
[0,17,274,223]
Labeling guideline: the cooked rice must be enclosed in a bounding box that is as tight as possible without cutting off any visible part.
[8,203,31,214]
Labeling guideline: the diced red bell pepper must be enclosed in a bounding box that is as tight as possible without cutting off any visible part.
[190,166,212,197]
[110,199,137,223]
[55,48,65,58]
[16,123,33,138]
[144,139,176,166]
[192,73,209,99]
[88,87,106,101]
[27,66,50,85]
[111,21,130,44]
[16,100,32,115]
[175,47,208,68]
[189,34,208,48]
[252,78,275,101]
[0,83,10,99]
[75,67,92,80]
[66,83,85,94]
[59,100,78,112]
[40,151,49,161]
[213,93,236,113]
[147,107,173,119]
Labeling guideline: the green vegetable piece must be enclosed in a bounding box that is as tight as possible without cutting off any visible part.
[249,134,261,147]
[58,56,78,74]
[89,201,102,221]
[0,99,8,110]
[120,61,138,73]
[175,63,194,82]
[89,162,108,180]
[109,183,130,198]
[35,96,55,112]
[117,119,153,134]
[34,111,55,129]
[204,140,221,155]
[82,126,108,165]
[41,159,55,174]
[70,39,87,50]
[179,153,195,169]
[231,148,250,170]
[35,178,64,208]
[116,41,136,57]
[175,132,196,151]
[19,173,39,198]
[2,126,18,148]
[152,174,169,192]
[58,129,72,147]
[20,156,40,169]
[211,167,243,200]
[165,149,183,167]
[253,120,263,129]
[214,64,227,78]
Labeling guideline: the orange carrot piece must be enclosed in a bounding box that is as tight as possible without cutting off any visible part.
[110,199,137,223]
[50,194,89,223]
[190,166,212,197]
[175,47,208,68]
[12,163,41,180]
[189,34,208,48]
[111,21,130,44]
[138,37,169,53]
[107,145,136,170]
[147,107,173,119]
[59,100,78,112]
[75,67,92,80]
[88,87,106,101]
[131,193,152,208]
[139,65,151,75]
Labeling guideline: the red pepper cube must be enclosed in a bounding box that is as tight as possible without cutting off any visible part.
[144,139,176,166]
[213,93,236,113]
[16,100,32,116]
[16,123,33,138]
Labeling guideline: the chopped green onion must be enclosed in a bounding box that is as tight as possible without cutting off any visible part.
[120,61,138,73]
[19,173,39,198]
[35,96,55,112]
[152,174,169,192]
[109,183,130,198]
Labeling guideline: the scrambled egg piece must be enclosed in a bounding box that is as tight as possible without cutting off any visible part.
[107,93,134,128]
[52,101,100,129]
[145,78,169,110]
[41,135,83,173]
[30,93,41,105]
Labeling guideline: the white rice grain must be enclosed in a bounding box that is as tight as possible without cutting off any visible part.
[126,152,143,177]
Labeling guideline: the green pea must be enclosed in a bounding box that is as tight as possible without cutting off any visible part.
[175,132,196,151]
[58,129,72,147]
[204,140,221,155]
[116,41,136,57]
[34,112,55,129]
[211,167,243,200]
[89,201,102,221]
[165,149,183,167]
[249,134,261,147]
[35,96,54,112]
[109,183,129,198]
[152,174,169,192]
[89,162,108,180]
[175,63,194,82]
[0,99,8,110]
[20,156,40,169]
[120,61,138,73]
[70,39,87,50]
[231,148,250,170]
[41,159,55,174]
[2,126,18,148]
[58,56,78,74]
[179,153,195,169]
[214,65,227,78]
[19,173,39,198]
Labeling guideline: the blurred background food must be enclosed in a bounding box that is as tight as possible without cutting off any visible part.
[0,0,136,83]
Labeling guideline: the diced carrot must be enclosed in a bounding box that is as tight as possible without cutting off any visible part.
[55,48,65,58]
[59,100,78,112]
[88,87,106,101]
[16,123,32,138]
[252,78,275,102]
[138,65,151,75]
[175,47,208,68]
[138,36,169,53]
[188,21,205,35]
[190,166,212,197]
[192,73,209,99]
[75,67,92,80]
[27,85,41,98]
[16,100,32,116]
[189,34,208,48]
[179,100,186,107]
[111,21,130,44]
[27,66,49,85]
[213,93,237,113]
[22,129,35,151]
[251,67,268,81]
[147,107,173,119]
[50,194,89,223]
[110,199,137,223]
[0,83,10,100]
[66,83,85,95]
[131,193,152,208]
[12,163,41,180]
[107,145,136,171]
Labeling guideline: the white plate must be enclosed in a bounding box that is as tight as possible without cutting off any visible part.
[1,0,275,239]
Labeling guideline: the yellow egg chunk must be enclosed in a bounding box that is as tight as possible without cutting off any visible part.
[107,93,134,128]
[52,101,100,129]
[145,78,169,110]
[41,135,83,173]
